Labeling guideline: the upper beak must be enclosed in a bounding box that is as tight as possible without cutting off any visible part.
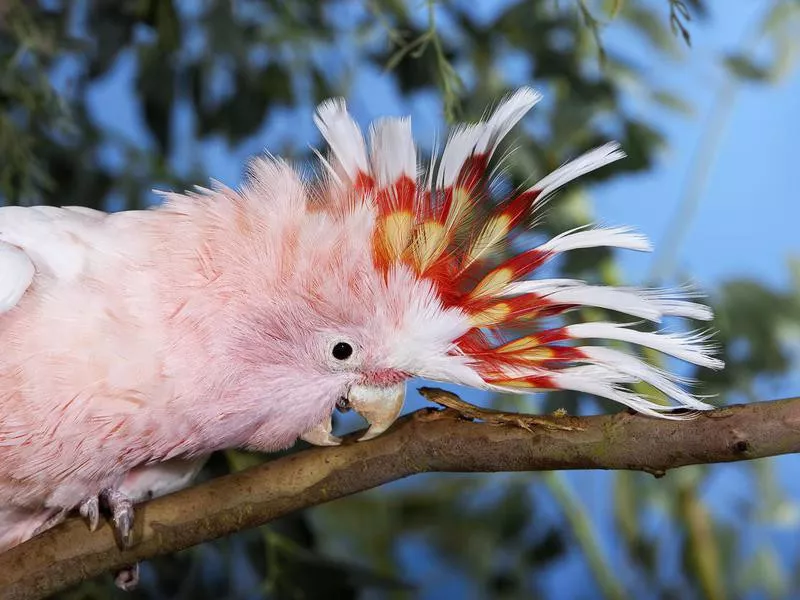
[300,382,406,446]
[348,382,406,441]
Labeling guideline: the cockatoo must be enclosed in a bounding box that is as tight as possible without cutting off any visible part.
[0,88,723,571]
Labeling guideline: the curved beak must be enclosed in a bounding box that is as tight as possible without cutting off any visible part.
[300,382,406,446]
[348,382,406,441]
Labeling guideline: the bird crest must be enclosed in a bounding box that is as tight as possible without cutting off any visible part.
[312,88,722,417]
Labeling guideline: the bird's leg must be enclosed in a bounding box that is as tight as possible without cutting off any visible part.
[81,488,138,590]
[78,487,136,547]
[114,563,140,591]
[78,459,209,593]
[101,488,135,549]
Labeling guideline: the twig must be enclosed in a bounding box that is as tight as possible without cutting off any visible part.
[418,386,584,431]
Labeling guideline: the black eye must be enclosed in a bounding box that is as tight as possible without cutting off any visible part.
[332,342,353,360]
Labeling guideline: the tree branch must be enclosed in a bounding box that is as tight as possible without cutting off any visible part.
[2,391,800,599]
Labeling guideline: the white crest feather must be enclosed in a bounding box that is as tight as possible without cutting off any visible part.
[548,366,700,419]
[314,98,369,182]
[476,87,542,156]
[536,225,652,254]
[437,87,542,189]
[578,346,714,410]
[437,124,485,189]
[501,279,714,322]
[566,322,724,370]
[490,364,696,418]
[528,142,626,209]
[368,117,417,187]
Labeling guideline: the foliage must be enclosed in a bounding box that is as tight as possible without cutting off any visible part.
[1,0,799,598]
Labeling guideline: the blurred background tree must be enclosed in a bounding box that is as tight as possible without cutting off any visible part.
[2,0,799,598]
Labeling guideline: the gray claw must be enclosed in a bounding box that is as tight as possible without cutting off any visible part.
[103,488,135,549]
[114,563,140,591]
[79,495,100,531]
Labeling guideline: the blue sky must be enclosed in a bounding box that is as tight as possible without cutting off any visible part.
[75,1,799,596]
[595,2,799,291]
[83,2,799,295]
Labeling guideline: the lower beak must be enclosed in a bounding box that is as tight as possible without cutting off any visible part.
[299,413,341,446]
[300,382,406,446]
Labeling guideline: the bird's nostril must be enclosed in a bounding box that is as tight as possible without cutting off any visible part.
[336,397,351,413]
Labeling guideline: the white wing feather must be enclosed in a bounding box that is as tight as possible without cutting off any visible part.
[0,205,111,312]
[0,242,34,313]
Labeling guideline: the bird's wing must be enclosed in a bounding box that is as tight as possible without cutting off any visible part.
[0,242,34,313]
[0,205,109,314]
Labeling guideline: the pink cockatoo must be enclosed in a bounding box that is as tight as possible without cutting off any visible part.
[0,88,723,569]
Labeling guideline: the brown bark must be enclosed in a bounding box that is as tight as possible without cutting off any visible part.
[1,390,799,600]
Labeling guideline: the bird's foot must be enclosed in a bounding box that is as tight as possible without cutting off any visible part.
[79,488,139,591]
[79,487,135,548]
[114,563,140,591]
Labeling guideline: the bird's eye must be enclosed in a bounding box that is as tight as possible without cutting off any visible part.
[332,342,353,360]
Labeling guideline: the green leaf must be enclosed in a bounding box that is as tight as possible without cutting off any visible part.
[724,54,770,82]
[651,89,694,114]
